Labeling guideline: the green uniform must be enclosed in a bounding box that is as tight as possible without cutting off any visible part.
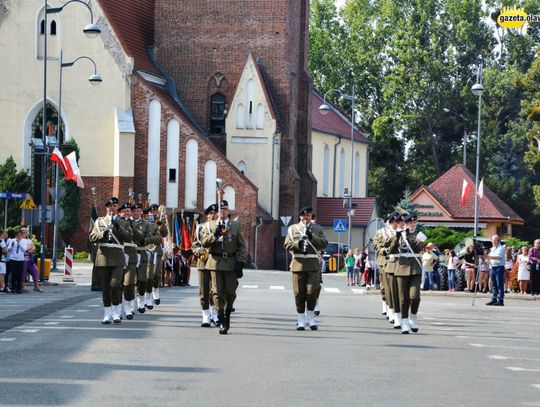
[373,227,390,302]
[284,221,328,313]
[131,218,159,296]
[147,222,167,292]
[192,222,214,310]
[89,215,132,307]
[383,228,400,314]
[119,217,141,302]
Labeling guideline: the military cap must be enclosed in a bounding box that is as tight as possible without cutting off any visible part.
[105,197,119,207]
[149,204,159,211]
[205,204,218,214]
[219,200,229,208]
[142,208,150,215]
[387,211,400,222]
[118,203,131,212]
[131,203,142,210]
[404,212,417,222]
[298,205,313,216]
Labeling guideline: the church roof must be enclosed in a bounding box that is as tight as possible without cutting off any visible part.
[316,197,376,227]
[412,164,524,224]
[311,90,369,144]
[98,0,161,77]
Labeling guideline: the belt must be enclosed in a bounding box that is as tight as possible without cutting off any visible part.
[396,253,422,258]
[210,252,236,258]
[136,246,146,251]
[124,242,137,248]
[98,243,124,250]
[292,254,319,259]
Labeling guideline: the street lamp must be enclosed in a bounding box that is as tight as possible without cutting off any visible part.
[51,51,102,271]
[471,64,484,238]
[319,85,357,249]
[443,107,468,166]
[39,0,100,281]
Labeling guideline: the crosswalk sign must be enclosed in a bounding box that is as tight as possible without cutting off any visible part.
[333,219,347,233]
[20,197,37,210]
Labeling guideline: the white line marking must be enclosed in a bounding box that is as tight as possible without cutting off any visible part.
[0,338,16,342]
[59,315,75,319]
[75,309,89,312]
[269,285,285,290]
[351,288,364,294]
[18,329,39,333]
[88,305,100,307]
[506,367,540,373]
[324,287,340,293]
[532,384,540,390]
[488,355,510,360]
[242,285,258,289]
[469,343,493,348]
[43,322,59,325]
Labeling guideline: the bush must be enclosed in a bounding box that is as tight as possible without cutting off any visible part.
[422,227,474,251]
[73,251,89,260]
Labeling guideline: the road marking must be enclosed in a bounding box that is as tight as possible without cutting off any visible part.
[18,329,39,333]
[488,355,510,360]
[75,309,89,312]
[88,304,101,307]
[77,283,91,286]
[324,287,340,293]
[351,288,364,294]
[469,343,494,348]
[59,315,75,318]
[1,378,95,385]
[532,384,540,390]
[25,326,150,331]
[43,322,59,325]
[269,286,285,290]
[506,367,540,373]
[242,285,258,289]
[0,338,16,342]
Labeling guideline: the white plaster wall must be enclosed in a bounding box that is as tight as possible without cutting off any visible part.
[147,99,161,204]
[203,160,217,209]
[166,119,179,209]
[184,139,198,209]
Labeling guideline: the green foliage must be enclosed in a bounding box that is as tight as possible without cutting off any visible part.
[73,251,89,260]
[59,139,81,245]
[0,157,32,228]
[397,189,417,216]
[422,227,474,251]
[505,237,530,249]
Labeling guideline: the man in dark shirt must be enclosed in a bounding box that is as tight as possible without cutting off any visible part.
[528,239,540,296]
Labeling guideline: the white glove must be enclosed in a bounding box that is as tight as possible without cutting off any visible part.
[417,231,427,243]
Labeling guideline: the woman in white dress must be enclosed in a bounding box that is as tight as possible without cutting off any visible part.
[517,246,530,295]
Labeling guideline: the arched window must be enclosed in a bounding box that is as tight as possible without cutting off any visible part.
[184,139,199,209]
[204,161,217,209]
[238,160,246,174]
[236,103,245,129]
[256,103,264,129]
[147,100,161,204]
[246,79,254,129]
[322,144,330,196]
[40,19,45,35]
[354,151,361,197]
[50,20,57,35]
[224,186,236,210]
[339,148,345,197]
[210,93,225,134]
[166,119,180,209]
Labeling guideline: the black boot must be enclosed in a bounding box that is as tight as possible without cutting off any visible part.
[219,311,231,335]
[218,312,227,335]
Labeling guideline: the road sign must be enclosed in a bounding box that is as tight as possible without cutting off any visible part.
[48,187,66,201]
[0,192,29,199]
[333,219,347,233]
[20,197,37,210]
[280,216,292,226]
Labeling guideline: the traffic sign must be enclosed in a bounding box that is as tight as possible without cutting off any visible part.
[20,197,37,210]
[333,219,347,233]
[280,216,292,226]
[0,192,29,199]
[48,187,66,201]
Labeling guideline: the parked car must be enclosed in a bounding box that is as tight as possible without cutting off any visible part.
[321,242,349,272]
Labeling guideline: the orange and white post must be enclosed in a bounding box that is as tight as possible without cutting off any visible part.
[63,246,74,282]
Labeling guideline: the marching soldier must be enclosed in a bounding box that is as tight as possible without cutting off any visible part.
[89,197,132,324]
[390,212,426,334]
[200,200,246,335]
[192,204,219,327]
[311,213,323,316]
[383,210,405,329]
[148,204,168,306]
[284,206,328,331]
[374,213,395,318]
[117,203,140,320]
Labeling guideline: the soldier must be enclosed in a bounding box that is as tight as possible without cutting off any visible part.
[311,213,323,316]
[200,199,246,335]
[383,210,405,329]
[390,213,426,334]
[192,204,219,327]
[117,203,140,320]
[148,203,168,307]
[284,206,328,331]
[89,197,132,324]
[373,213,393,318]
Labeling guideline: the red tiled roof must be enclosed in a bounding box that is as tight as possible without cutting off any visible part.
[413,164,523,224]
[311,91,369,143]
[316,197,376,227]
[98,0,162,77]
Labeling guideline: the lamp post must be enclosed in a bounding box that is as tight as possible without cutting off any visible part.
[443,107,468,166]
[471,63,484,238]
[51,50,102,272]
[39,0,100,281]
[319,85,356,249]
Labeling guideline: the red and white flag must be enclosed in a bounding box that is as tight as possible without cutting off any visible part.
[64,151,85,189]
[460,179,472,206]
[477,178,484,198]
[50,148,69,178]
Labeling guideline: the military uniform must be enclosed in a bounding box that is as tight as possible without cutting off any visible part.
[200,200,246,335]
[284,206,328,331]
[193,204,218,327]
[148,204,169,305]
[373,221,391,317]
[89,197,132,324]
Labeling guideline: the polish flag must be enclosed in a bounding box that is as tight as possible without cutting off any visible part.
[460,179,472,206]
[64,151,84,189]
[478,178,484,199]
[50,148,69,178]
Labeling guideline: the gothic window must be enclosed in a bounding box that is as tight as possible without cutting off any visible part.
[246,79,254,129]
[236,103,245,129]
[323,144,330,196]
[339,148,345,197]
[354,151,361,197]
[238,160,246,174]
[166,119,180,209]
[223,186,236,210]
[40,19,45,35]
[147,100,162,205]
[204,160,217,208]
[184,139,199,209]
[210,93,225,134]
[256,104,264,129]
[50,20,57,35]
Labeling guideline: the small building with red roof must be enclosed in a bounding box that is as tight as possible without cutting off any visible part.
[411,164,524,238]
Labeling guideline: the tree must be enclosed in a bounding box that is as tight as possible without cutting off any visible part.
[58,139,81,245]
[0,157,32,228]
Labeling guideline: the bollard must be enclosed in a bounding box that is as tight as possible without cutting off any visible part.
[63,246,74,283]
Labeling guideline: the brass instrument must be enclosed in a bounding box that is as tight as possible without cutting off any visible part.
[145,204,165,252]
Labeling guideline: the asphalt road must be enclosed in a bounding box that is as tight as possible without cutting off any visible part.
[0,266,539,407]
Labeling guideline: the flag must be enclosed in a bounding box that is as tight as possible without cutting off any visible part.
[50,148,69,178]
[478,178,484,199]
[64,152,84,188]
[180,219,192,251]
[460,179,472,206]
[88,204,98,232]
[173,213,181,247]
